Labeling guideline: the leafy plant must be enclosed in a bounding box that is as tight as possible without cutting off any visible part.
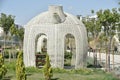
[0,54,7,79]
[43,54,53,80]
[64,51,72,59]
[16,51,26,80]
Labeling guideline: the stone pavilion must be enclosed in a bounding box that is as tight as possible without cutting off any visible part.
[23,5,88,69]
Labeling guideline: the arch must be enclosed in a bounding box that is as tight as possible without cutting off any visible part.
[64,33,76,68]
[35,33,47,67]
[35,33,47,54]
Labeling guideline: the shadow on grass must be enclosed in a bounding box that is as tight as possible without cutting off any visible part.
[26,73,32,76]
[3,76,13,80]
[51,78,59,80]
[64,65,75,69]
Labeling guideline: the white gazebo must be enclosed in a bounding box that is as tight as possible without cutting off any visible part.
[23,5,88,69]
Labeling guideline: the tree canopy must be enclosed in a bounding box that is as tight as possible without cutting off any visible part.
[0,13,15,35]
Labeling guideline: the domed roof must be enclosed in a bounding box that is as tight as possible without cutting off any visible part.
[26,5,82,26]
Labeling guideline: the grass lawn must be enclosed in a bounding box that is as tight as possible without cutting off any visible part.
[3,59,120,80]
[5,68,119,80]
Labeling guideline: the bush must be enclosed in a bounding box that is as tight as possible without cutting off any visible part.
[16,51,26,80]
[64,51,72,59]
[0,54,7,79]
[43,54,53,80]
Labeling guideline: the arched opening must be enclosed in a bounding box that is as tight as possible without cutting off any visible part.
[64,34,76,69]
[35,34,47,67]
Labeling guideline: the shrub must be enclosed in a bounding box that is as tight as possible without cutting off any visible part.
[64,51,72,59]
[16,51,26,80]
[0,54,7,79]
[43,54,53,80]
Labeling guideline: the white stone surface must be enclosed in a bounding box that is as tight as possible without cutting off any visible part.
[112,35,120,52]
[36,35,47,52]
[23,5,88,69]
[0,27,4,37]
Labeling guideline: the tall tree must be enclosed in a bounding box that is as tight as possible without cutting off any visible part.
[16,27,24,50]
[10,24,17,59]
[0,13,15,55]
[82,10,101,42]
[96,8,120,71]
[10,24,17,38]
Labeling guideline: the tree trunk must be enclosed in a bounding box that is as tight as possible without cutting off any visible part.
[19,41,23,50]
[3,33,6,57]
[11,36,15,59]
[105,48,108,71]
[112,50,114,70]
[93,49,97,68]
[99,49,101,65]
[9,50,11,62]
[107,36,112,72]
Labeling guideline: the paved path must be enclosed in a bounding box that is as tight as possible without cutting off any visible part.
[88,52,120,68]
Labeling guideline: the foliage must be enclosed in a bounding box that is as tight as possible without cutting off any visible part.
[0,13,15,57]
[96,8,120,71]
[83,7,120,44]
[0,13,15,35]
[16,51,26,80]
[64,51,72,59]
[0,54,7,79]
[16,27,24,49]
[10,24,17,36]
[82,10,101,42]
[16,27,24,42]
[97,8,119,36]
[43,54,53,80]
[64,51,72,66]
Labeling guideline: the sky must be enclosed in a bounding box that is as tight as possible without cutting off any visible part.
[0,0,119,25]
